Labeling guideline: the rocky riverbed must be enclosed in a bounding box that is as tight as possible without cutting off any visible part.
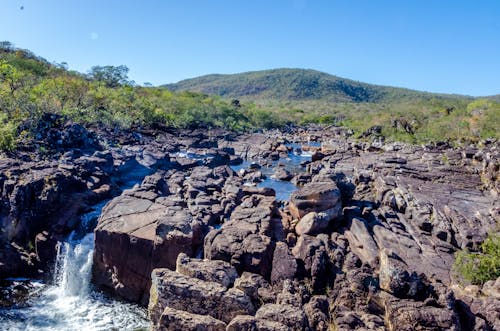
[0,118,499,330]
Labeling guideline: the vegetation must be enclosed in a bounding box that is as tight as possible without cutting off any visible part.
[165,68,500,144]
[0,42,499,152]
[163,68,473,103]
[0,42,286,152]
[454,233,500,285]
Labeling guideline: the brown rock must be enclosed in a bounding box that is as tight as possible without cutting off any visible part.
[148,268,255,324]
[154,307,226,331]
[255,303,309,330]
[271,242,297,284]
[226,315,289,331]
[175,253,238,288]
[289,181,341,220]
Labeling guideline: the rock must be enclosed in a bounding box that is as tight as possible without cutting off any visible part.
[271,242,297,284]
[149,268,255,324]
[304,296,330,331]
[452,280,500,330]
[358,125,382,138]
[234,272,275,307]
[289,181,341,220]
[226,315,289,331]
[175,253,238,288]
[276,279,310,307]
[273,168,293,181]
[378,249,429,300]
[291,234,325,274]
[481,277,500,299]
[204,195,277,278]
[383,295,460,331]
[291,173,312,186]
[93,201,196,304]
[153,307,226,331]
[344,217,379,268]
[34,231,59,270]
[311,247,328,293]
[311,150,325,162]
[295,211,340,236]
[255,304,309,330]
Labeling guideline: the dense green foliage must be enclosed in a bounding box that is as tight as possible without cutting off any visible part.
[165,69,500,143]
[0,44,287,152]
[0,43,499,152]
[164,68,470,103]
[454,234,500,285]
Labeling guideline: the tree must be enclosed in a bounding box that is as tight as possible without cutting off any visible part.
[0,41,14,52]
[88,65,130,88]
[0,61,28,94]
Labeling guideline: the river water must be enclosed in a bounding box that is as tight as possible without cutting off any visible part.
[0,141,318,330]
[0,202,149,331]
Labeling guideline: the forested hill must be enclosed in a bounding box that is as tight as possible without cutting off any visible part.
[163,68,471,103]
[0,42,498,153]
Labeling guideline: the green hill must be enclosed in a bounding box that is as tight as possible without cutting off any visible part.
[0,42,498,152]
[163,68,470,103]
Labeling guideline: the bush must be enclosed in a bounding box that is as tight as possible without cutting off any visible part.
[0,119,17,151]
[454,233,500,285]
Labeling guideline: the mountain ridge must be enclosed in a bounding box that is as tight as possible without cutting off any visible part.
[163,68,475,103]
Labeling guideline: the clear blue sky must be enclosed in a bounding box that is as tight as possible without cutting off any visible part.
[1,0,499,96]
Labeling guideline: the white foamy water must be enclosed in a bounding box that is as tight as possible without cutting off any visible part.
[0,208,148,331]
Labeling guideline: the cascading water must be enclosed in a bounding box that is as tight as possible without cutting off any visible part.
[0,203,149,331]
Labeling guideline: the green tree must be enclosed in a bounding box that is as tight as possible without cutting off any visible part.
[88,65,130,88]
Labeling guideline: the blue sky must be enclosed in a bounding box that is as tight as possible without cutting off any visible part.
[1,0,499,96]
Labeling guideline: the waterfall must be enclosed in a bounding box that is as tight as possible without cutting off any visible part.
[53,233,94,298]
[0,205,148,331]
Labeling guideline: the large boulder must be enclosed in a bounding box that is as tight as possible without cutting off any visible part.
[93,194,198,305]
[148,268,255,324]
[289,181,341,221]
[204,194,277,278]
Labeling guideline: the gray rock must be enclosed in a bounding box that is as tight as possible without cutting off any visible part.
[304,296,330,331]
[271,242,297,284]
[154,307,226,331]
[295,210,340,235]
[273,168,293,181]
[344,217,379,268]
[234,272,275,306]
[255,304,309,330]
[148,268,254,324]
[289,181,341,220]
[226,315,289,331]
[175,253,238,288]
[204,195,277,278]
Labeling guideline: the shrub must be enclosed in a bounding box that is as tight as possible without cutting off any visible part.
[0,118,17,151]
[454,233,500,285]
